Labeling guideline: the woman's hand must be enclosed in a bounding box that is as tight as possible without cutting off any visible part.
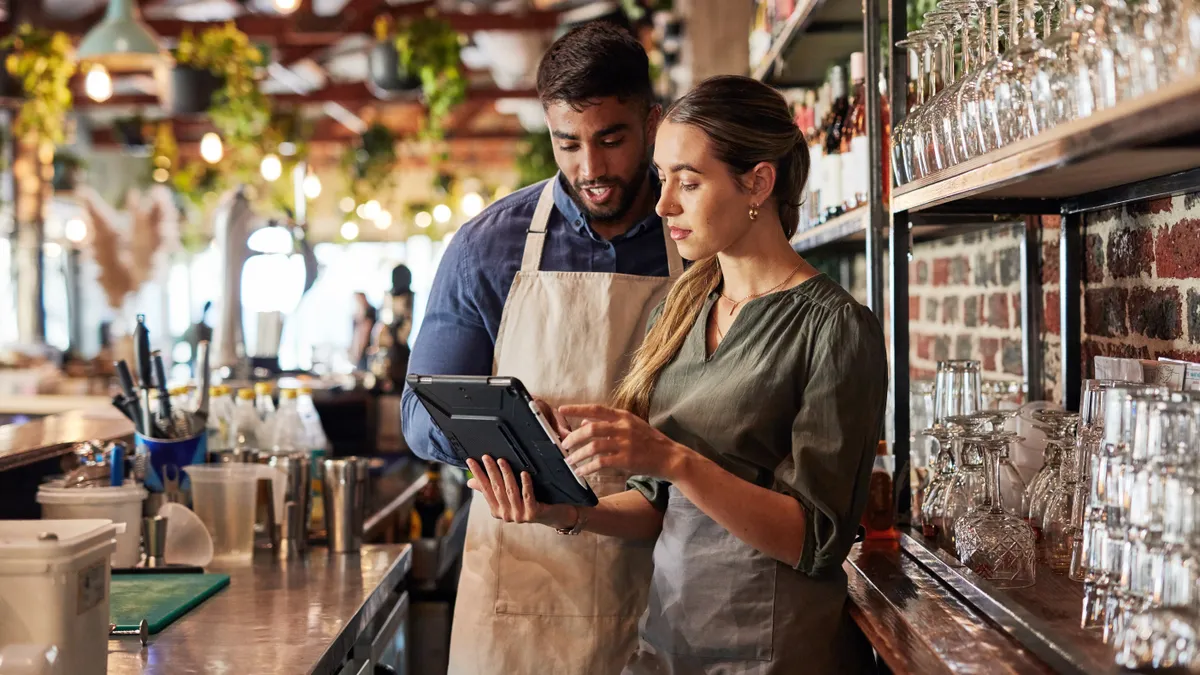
[558,404,690,480]
[465,456,577,529]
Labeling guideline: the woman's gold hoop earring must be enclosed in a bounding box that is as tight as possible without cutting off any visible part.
[749,204,760,221]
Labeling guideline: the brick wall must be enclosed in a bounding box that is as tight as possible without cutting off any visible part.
[826,192,1200,406]
[1077,192,1200,373]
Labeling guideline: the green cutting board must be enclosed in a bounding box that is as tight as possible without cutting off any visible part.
[110,574,231,634]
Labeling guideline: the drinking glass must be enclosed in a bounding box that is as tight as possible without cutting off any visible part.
[1113,401,1200,670]
[1081,385,1169,631]
[894,32,934,185]
[1071,380,1138,581]
[921,424,962,542]
[954,432,1037,588]
[934,360,983,422]
[921,11,964,174]
[941,434,991,551]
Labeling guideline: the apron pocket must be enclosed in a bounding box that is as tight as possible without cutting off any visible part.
[494,476,638,617]
[641,489,777,661]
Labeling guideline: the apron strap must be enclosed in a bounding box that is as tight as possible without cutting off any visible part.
[520,180,559,272]
[521,175,685,279]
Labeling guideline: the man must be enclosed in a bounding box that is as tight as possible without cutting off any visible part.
[401,21,682,675]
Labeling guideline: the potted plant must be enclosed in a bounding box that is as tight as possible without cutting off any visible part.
[51,150,85,192]
[368,16,421,97]
[341,122,398,204]
[394,15,467,139]
[516,130,558,188]
[170,23,271,176]
[0,24,76,150]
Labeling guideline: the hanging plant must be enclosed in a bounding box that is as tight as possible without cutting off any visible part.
[175,23,271,176]
[394,15,467,140]
[0,25,76,150]
[369,16,421,95]
[516,130,558,188]
[340,122,398,204]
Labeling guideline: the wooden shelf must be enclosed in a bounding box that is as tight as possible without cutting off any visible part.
[791,207,867,251]
[751,0,877,85]
[893,75,1200,214]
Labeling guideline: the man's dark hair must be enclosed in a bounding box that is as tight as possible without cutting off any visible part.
[536,21,654,111]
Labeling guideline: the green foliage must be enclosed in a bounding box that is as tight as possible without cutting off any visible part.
[908,0,938,32]
[516,131,558,188]
[176,23,271,172]
[393,16,467,140]
[341,122,399,204]
[1,25,76,149]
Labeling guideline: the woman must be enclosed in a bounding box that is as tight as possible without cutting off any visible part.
[466,75,888,674]
[349,292,377,371]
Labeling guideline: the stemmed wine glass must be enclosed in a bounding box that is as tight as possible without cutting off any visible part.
[955,432,1037,588]
[894,30,936,184]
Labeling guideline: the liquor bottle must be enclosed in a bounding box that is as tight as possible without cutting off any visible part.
[820,66,849,222]
[410,465,452,540]
[841,52,868,212]
[807,85,827,229]
[863,440,899,541]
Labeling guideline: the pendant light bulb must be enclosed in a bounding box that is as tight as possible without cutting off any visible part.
[85,65,113,102]
[200,133,223,164]
[260,154,282,182]
[303,173,322,199]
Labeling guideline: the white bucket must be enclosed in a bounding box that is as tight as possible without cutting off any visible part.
[37,481,147,568]
[0,519,118,675]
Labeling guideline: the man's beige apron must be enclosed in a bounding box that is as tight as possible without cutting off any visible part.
[447,178,683,674]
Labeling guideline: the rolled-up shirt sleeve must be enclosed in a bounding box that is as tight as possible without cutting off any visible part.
[402,230,494,467]
[773,304,888,577]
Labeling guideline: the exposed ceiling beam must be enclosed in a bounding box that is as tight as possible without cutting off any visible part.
[71,83,538,109]
[89,124,524,148]
[40,5,560,44]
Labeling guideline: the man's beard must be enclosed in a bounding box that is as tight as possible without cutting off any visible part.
[566,158,650,224]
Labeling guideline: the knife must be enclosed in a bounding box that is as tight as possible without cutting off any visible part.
[194,340,211,421]
[152,351,174,438]
[115,360,142,432]
[134,316,154,438]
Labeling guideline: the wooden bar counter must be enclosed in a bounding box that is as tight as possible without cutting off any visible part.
[845,530,1122,674]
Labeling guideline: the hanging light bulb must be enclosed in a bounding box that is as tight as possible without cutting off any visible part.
[152,168,169,183]
[273,0,300,13]
[85,65,113,102]
[433,204,452,223]
[355,203,370,219]
[362,200,381,220]
[200,133,223,164]
[303,172,322,199]
[339,197,356,213]
[374,211,393,230]
[340,221,359,240]
[415,211,432,229]
[260,154,282,182]
[460,192,485,218]
[65,218,88,243]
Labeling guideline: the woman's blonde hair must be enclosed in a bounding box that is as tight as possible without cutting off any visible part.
[612,76,811,418]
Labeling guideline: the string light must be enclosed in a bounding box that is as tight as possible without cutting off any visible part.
[200,133,223,164]
[65,218,88,243]
[461,192,485,218]
[415,211,432,229]
[374,211,393,230]
[85,65,113,102]
[340,221,359,240]
[260,154,282,182]
[433,204,452,223]
[303,173,322,199]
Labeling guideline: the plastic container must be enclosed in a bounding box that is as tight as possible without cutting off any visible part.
[184,464,282,563]
[157,502,214,567]
[37,481,147,567]
[0,519,119,675]
[134,431,208,494]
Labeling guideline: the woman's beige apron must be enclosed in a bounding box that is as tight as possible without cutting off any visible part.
[447,178,683,675]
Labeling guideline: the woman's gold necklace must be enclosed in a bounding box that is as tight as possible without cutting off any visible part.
[715,261,806,340]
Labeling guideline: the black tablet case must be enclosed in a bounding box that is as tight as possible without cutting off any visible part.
[407,374,599,507]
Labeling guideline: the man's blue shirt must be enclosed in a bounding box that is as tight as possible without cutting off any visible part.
[401,174,671,465]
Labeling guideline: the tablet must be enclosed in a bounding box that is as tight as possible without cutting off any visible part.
[406,374,599,507]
